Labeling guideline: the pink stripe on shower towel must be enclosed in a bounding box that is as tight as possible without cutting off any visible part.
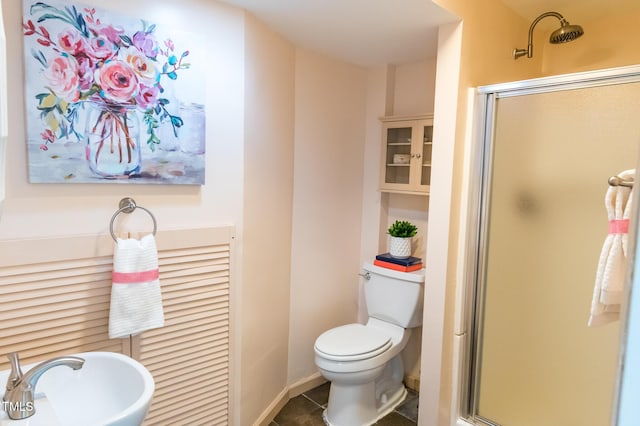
[112,269,160,284]
[609,219,630,234]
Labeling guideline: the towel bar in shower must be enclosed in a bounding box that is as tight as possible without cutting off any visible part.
[109,197,157,241]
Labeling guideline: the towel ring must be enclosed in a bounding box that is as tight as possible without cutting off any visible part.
[109,197,157,242]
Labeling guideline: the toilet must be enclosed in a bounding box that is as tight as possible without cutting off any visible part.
[314,261,425,426]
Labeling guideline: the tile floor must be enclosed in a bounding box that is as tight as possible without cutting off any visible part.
[270,382,418,425]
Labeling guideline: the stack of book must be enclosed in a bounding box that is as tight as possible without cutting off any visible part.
[373,253,423,272]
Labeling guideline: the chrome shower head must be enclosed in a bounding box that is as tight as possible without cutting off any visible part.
[549,19,584,44]
[513,11,584,59]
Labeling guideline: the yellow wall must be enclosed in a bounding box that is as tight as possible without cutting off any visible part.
[426,0,640,424]
[543,12,640,75]
[437,0,640,83]
[434,0,538,86]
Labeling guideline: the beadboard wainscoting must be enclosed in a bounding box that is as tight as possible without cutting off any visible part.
[0,226,234,425]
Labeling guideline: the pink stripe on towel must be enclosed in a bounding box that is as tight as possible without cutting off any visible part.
[112,269,160,284]
[609,219,630,234]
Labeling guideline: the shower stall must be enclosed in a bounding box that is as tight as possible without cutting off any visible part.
[460,65,640,426]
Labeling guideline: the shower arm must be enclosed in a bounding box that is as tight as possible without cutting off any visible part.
[513,11,566,59]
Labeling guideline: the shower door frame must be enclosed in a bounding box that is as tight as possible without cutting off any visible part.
[460,64,640,426]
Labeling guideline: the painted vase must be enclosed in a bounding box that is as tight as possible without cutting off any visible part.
[85,100,141,178]
[389,236,412,259]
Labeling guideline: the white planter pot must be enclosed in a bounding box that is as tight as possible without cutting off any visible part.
[389,236,412,259]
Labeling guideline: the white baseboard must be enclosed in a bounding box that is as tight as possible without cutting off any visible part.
[253,386,289,426]
[288,372,326,398]
[253,372,327,426]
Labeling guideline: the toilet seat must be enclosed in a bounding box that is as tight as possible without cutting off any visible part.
[314,324,392,361]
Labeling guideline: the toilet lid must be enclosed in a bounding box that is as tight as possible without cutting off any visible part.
[314,324,392,361]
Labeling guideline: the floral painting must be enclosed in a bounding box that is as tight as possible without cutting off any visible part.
[22,0,206,184]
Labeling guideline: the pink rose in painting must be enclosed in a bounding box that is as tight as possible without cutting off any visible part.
[87,34,116,61]
[135,84,159,109]
[121,46,159,86]
[95,60,138,103]
[58,28,86,55]
[44,56,80,102]
[132,31,158,59]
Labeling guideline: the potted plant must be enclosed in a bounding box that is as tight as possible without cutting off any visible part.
[387,220,418,259]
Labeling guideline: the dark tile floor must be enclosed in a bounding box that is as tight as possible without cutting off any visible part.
[270,382,418,425]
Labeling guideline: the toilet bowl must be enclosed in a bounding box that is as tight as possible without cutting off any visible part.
[314,262,425,426]
[315,318,411,425]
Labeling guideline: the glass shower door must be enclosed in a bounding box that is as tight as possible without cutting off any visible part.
[469,78,640,426]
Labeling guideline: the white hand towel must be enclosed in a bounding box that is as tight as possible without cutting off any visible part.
[109,234,164,338]
[588,169,635,327]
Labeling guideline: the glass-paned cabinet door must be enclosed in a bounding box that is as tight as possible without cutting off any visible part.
[380,115,433,194]
[383,125,412,185]
[421,124,433,186]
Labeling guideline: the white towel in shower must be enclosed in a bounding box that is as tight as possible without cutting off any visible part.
[109,234,164,338]
[588,169,635,327]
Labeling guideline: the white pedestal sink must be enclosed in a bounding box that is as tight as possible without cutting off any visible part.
[0,352,154,426]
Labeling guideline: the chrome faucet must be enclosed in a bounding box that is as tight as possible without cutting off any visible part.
[2,352,84,420]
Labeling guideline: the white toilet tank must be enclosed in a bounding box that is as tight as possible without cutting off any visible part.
[362,262,425,328]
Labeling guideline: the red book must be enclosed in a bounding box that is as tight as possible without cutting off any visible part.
[373,259,423,272]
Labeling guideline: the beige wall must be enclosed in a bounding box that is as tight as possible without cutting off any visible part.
[423,0,640,425]
[242,13,295,426]
[393,58,437,116]
[287,48,367,383]
[285,54,435,396]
